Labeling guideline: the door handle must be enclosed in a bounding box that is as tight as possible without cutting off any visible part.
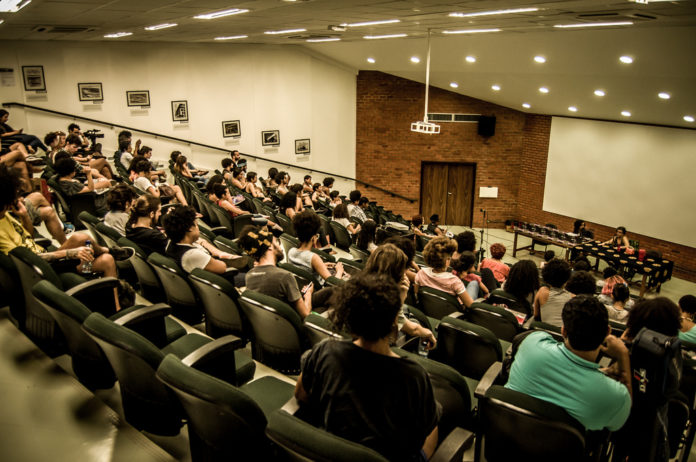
[447,192,452,195]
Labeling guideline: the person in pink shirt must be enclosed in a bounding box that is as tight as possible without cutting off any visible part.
[479,242,510,285]
[414,236,474,307]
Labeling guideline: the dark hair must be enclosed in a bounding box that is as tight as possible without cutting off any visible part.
[174,155,187,169]
[212,183,228,200]
[53,151,71,164]
[304,174,311,181]
[603,266,618,279]
[452,251,477,274]
[134,159,152,174]
[117,280,136,310]
[573,260,591,272]
[562,295,609,351]
[65,134,81,146]
[616,226,627,234]
[412,215,423,227]
[680,295,696,315]
[162,205,197,243]
[289,183,303,194]
[383,236,415,265]
[504,260,540,299]
[106,185,135,212]
[221,158,233,169]
[323,177,334,187]
[246,171,257,182]
[490,243,506,259]
[565,271,596,296]
[138,146,152,156]
[127,195,160,227]
[430,214,439,223]
[280,191,298,211]
[543,250,556,262]
[232,167,244,180]
[455,231,476,253]
[230,150,239,158]
[541,258,572,288]
[118,139,130,152]
[312,182,321,191]
[362,243,408,283]
[329,274,401,342]
[268,167,278,180]
[69,123,81,131]
[356,219,377,251]
[329,190,340,199]
[612,284,630,303]
[0,109,8,117]
[0,164,23,211]
[274,171,288,184]
[118,130,132,140]
[127,155,146,173]
[349,190,361,203]
[625,297,681,339]
[573,219,585,234]
[170,151,182,162]
[292,210,321,243]
[44,132,58,146]
[358,197,369,206]
[205,174,224,194]
[333,203,350,219]
[422,236,457,270]
[237,225,274,262]
[55,157,78,176]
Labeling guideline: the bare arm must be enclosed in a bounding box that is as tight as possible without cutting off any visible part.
[294,373,309,402]
[600,335,633,398]
[533,286,550,319]
[458,290,474,308]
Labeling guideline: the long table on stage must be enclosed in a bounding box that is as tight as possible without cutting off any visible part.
[512,229,576,259]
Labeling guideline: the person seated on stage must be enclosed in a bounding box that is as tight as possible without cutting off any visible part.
[602,226,634,251]
[604,283,631,323]
[332,203,361,235]
[295,273,441,461]
[503,260,540,313]
[533,258,572,326]
[289,210,344,285]
[355,219,378,254]
[104,185,135,236]
[126,195,168,256]
[275,171,290,195]
[451,251,489,299]
[566,270,597,296]
[426,214,446,236]
[328,190,342,208]
[54,156,111,215]
[415,236,474,308]
[453,230,476,259]
[506,295,632,431]
[320,176,334,196]
[410,214,428,238]
[0,109,48,154]
[678,295,696,344]
[478,242,509,285]
[540,250,555,269]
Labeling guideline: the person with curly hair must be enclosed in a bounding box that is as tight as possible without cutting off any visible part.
[451,251,488,299]
[288,210,344,285]
[415,236,474,307]
[478,242,509,285]
[295,273,440,461]
[533,258,573,325]
[104,184,135,236]
[565,271,596,296]
[426,214,445,236]
[452,230,476,260]
[332,203,360,235]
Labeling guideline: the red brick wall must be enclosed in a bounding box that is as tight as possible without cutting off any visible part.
[356,71,696,282]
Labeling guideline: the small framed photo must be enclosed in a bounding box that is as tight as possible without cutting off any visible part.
[22,65,46,91]
[222,120,241,138]
[78,82,103,101]
[171,100,189,122]
[262,130,280,146]
[295,138,310,155]
[126,90,150,107]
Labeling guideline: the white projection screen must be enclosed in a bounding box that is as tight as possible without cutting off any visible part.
[543,117,696,248]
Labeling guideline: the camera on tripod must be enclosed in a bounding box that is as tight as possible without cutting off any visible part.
[83,129,104,145]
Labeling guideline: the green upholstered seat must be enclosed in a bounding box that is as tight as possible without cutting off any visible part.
[147,252,202,324]
[117,237,166,303]
[466,302,522,342]
[418,286,462,320]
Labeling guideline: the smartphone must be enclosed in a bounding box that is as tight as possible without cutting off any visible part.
[301,282,313,295]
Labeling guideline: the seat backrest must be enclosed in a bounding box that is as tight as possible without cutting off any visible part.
[96,222,122,248]
[303,313,348,346]
[266,410,388,462]
[117,237,165,303]
[466,302,521,342]
[188,268,249,341]
[238,289,306,374]
[232,214,256,238]
[430,316,502,379]
[147,252,201,324]
[329,221,352,250]
[478,385,586,462]
[530,320,564,342]
[213,236,243,255]
[418,286,461,320]
[275,213,296,237]
[156,354,269,461]
[77,211,107,247]
[279,233,300,257]
[279,262,321,288]
[210,203,234,230]
[488,289,531,317]
[348,245,369,262]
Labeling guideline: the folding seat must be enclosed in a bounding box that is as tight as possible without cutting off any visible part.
[279,262,322,288]
[279,232,299,257]
[117,237,165,303]
[47,176,103,227]
[213,235,243,255]
[529,320,564,342]
[147,252,202,325]
[348,244,369,262]
[311,247,336,263]
[338,257,363,275]
[465,302,523,342]
[275,213,295,237]
[403,304,439,336]
[95,221,121,248]
[487,288,532,317]
[303,313,348,346]
[0,252,26,329]
[416,234,431,252]
[329,221,352,251]
[77,211,107,247]
[156,354,295,461]
[418,286,462,320]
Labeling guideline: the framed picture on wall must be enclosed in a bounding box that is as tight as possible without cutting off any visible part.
[222,120,241,137]
[295,138,310,155]
[171,100,189,122]
[126,90,150,107]
[22,66,46,91]
[78,82,103,101]
[262,130,280,146]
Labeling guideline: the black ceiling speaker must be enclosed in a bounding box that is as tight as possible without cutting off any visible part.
[478,116,496,137]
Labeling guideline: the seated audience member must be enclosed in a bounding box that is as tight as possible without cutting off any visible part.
[572,258,591,272]
[288,210,344,285]
[355,219,378,253]
[126,195,168,256]
[295,273,440,461]
[133,159,187,205]
[566,270,596,296]
[173,154,193,178]
[384,236,420,283]
[44,132,62,161]
[117,139,134,166]
[622,297,681,341]
[328,190,342,207]
[453,230,476,259]
[69,134,114,180]
[606,283,631,322]
[332,203,360,235]
[280,191,300,219]
[540,250,555,269]
[104,185,135,235]
[347,190,367,222]
[533,258,573,325]
[320,176,334,196]
[264,167,279,190]
[275,171,290,195]
[290,182,313,209]
[15,190,69,244]
[211,183,249,218]
[244,171,269,200]
[54,157,110,215]
[506,295,632,431]
[415,236,474,308]
[302,175,313,194]
[0,109,48,153]
[137,145,164,176]
[410,215,428,237]
[503,260,540,312]
[678,295,696,344]
[426,214,445,236]
[0,144,31,192]
[478,243,509,285]
[451,251,488,299]
[599,266,626,294]
[229,150,241,168]
[230,167,246,191]
[310,182,325,204]
[221,158,234,184]
[602,226,634,251]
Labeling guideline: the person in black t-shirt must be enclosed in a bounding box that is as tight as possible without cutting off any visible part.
[125,195,168,256]
[295,273,440,461]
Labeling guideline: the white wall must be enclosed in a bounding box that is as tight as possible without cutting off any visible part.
[544,116,696,247]
[0,40,357,190]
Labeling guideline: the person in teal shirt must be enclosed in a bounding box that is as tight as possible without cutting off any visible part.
[506,295,632,431]
[678,295,696,344]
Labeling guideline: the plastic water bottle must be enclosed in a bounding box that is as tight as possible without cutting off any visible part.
[81,239,93,273]
[418,339,429,357]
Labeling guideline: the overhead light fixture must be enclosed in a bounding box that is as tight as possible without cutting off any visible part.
[194,8,249,19]
[449,82,458,88]
[0,19,4,25]
[145,23,177,31]
[465,55,476,63]
[366,57,376,63]
[619,55,634,64]
[684,115,695,123]
[411,30,440,135]
[522,103,531,109]
[340,19,400,27]
[554,21,633,28]
[104,32,132,38]
[264,28,306,34]
[568,106,578,112]
[491,84,501,91]
[364,33,407,39]
[658,92,671,100]
[329,25,347,32]
[0,0,31,13]
[534,55,546,63]
[442,28,501,34]
[306,37,340,42]
[539,86,549,93]
[214,35,248,40]
[621,110,632,117]
[410,56,420,63]
[449,7,538,18]
[594,89,606,97]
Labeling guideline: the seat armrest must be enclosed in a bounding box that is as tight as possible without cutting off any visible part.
[113,303,173,347]
[448,312,465,319]
[211,226,235,238]
[430,427,475,462]
[474,361,503,399]
[65,276,121,316]
[182,335,244,384]
[281,396,301,415]
[522,316,535,330]
[65,276,120,297]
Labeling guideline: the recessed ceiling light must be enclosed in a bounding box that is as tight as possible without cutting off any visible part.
[340,19,400,27]
[0,19,3,25]
[621,111,631,117]
[214,35,247,40]
[442,28,501,34]
[264,28,306,34]
[491,84,501,91]
[366,57,376,63]
[145,23,177,31]
[554,21,633,29]
[364,33,407,40]
[194,8,249,19]
[684,115,695,123]
[539,87,549,94]
[410,56,420,63]
[594,89,605,97]
[0,0,31,13]
[658,92,671,100]
[465,55,476,63]
[449,7,538,18]
[568,106,578,112]
[104,32,132,38]
[619,55,634,64]
[449,82,459,88]
[306,37,340,42]
[522,103,531,109]
[533,55,546,63]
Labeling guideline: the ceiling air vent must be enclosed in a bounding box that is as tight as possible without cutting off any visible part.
[428,113,481,123]
[32,25,95,33]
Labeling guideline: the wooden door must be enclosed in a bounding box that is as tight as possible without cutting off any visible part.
[420,162,475,226]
